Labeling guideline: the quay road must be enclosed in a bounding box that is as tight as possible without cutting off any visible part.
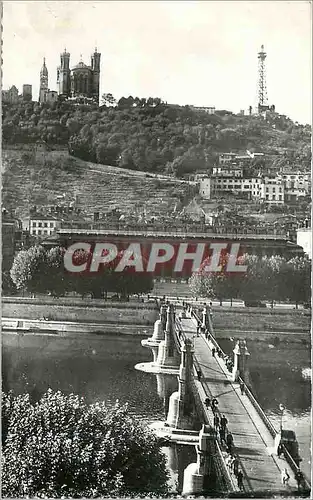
[178,316,303,494]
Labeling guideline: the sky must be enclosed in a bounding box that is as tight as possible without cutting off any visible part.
[2,1,312,124]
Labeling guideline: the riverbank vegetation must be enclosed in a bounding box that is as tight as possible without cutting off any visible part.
[190,254,311,308]
[2,390,169,498]
[10,245,153,299]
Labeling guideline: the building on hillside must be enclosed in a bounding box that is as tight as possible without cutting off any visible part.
[196,175,211,200]
[199,172,285,204]
[218,153,237,165]
[213,165,243,177]
[259,176,284,204]
[2,85,19,104]
[191,105,215,114]
[22,84,32,101]
[180,199,206,222]
[39,57,58,104]
[57,48,101,104]
[2,210,25,270]
[28,214,61,237]
[296,226,312,259]
[211,176,243,196]
[277,171,311,193]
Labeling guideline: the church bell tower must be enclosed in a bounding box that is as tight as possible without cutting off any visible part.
[91,47,101,103]
[57,48,71,97]
[39,57,48,103]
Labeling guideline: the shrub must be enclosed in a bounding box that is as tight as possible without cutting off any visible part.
[2,390,169,498]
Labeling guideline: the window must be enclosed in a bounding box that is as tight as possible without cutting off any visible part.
[38,222,42,228]
[265,194,269,200]
[44,230,48,235]
[272,194,276,200]
[38,230,42,235]
[266,187,269,192]
[44,222,48,228]
[32,222,36,228]
[279,195,282,201]
[50,222,54,227]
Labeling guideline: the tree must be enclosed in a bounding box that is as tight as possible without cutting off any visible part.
[279,256,311,307]
[10,245,48,295]
[2,390,169,498]
[101,93,116,107]
[46,246,69,297]
[189,252,242,304]
[106,249,154,300]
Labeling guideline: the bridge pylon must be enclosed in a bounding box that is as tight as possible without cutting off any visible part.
[232,339,251,384]
[166,338,195,429]
[135,303,180,375]
[155,373,177,414]
[182,424,216,496]
[201,305,212,331]
[141,305,167,362]
[156,304,180,370]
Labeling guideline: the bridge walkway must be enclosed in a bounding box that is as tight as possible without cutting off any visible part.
[179,317,299,494]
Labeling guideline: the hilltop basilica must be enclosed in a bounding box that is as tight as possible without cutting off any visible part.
[39,47,101,105]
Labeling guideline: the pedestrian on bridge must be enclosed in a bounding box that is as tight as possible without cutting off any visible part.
[212,347,216,357]
[197,369,202,381]
[220,415,228,430]
[219,426,226,445]
[204,397,211,409]
[226,432,234,454]
[213,413,220,430]
[196,321,201,336]
[237,470,244,490]
[232,456,239,476]
[295,469,305,492]
[239,380,245,395]
[281,468,290,486]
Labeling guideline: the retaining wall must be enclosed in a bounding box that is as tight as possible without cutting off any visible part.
[2,298,159,325]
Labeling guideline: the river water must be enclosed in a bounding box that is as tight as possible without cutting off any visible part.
[2,331,311,489]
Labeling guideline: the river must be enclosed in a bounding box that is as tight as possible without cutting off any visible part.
[2,331,311,488]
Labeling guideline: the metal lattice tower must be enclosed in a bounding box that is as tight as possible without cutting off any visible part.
[257,44,268,109]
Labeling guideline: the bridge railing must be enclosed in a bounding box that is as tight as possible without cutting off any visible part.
[191,310,311,491]
[174,316,236,493]
[190,359,237,493]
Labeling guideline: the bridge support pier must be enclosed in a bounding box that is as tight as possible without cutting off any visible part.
[182,424,216,496]
[166,338,195,429]
[156,304,180,370]
[135,303,180,375]
[232,339,251,384]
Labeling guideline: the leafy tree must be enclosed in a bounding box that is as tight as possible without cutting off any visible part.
[279,256,311,307]
[101,93,117,107]
[2,390,169,498]
[10,245,48,295]
[189,252,242,304]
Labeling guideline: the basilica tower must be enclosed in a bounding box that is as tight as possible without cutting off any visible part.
[39,57,48,103]
[91,47,101,103]
[57,49,71,97]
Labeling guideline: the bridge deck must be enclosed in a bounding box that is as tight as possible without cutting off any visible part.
[180,317,299,494]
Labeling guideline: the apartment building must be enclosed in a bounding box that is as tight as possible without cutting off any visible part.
[199,174,285,204]
[212,165,243,177]
[259,176,284,204]
[277,171,311,199]
[29,215,61,237]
